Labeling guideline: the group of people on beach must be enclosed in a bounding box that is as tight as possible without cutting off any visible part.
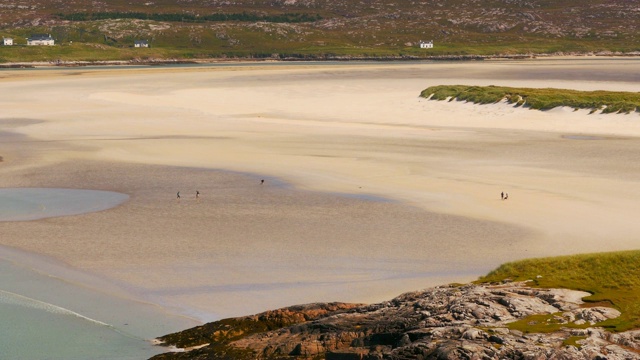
[176,191,199,200]
[176,180,265,200]
[501,191,509,200]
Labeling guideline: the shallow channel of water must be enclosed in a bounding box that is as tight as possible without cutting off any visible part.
[0,188,129,221]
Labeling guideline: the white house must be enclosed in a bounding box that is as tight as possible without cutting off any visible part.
[27,34,54,46]
[419,40,434,49]
[134,40,149,48]
[2,37,13,46]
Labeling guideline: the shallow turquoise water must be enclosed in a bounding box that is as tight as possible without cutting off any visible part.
[0,295,163,360]
[0,255,196,360]
[0,188,199,358]
[0,188,129,221]
[0,262,165,360]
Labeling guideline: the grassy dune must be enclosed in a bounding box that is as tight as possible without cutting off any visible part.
[421,85,640,114]
[477,250,640,332]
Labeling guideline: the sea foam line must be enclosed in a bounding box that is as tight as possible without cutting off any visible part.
[0,289,142,340]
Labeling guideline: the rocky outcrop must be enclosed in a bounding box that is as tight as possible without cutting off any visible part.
[151,302,363,359]
[153,282,640,359]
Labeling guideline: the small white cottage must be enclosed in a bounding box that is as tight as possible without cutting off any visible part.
[134,40,149,48]
[27,34,54,46]
[419,40,434,49]
[2,37,13,46]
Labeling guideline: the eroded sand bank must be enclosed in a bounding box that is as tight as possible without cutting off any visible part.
[1,59,640,322]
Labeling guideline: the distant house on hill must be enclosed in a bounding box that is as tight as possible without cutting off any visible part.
[419,40,434,49]
[27,34,54,46]
[134,40,149,48]
[2,37,13,46]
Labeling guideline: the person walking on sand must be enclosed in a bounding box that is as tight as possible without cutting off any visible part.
[504,193,509,200]
[501,192,504,200]
[177,191,180,200]
[196,190,200,199]
[261,179,264,185]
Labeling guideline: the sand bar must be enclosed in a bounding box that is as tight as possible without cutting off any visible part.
[1,58,640,326]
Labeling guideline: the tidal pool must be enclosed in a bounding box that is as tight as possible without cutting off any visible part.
[0,188,129,221]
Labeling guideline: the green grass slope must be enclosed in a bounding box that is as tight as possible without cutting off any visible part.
[478,250,640,332]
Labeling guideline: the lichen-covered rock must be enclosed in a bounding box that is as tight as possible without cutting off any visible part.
[152,282,640,359]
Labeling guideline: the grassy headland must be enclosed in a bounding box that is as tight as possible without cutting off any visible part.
[151,250,640,359]
[477,250,640,332]
[421,85,640,114]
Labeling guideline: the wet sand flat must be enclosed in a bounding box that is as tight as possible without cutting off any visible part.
[0,161,530,320]
[1,59,640,325]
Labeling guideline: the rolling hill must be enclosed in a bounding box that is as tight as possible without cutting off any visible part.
[0,1,639,64]
[0,0,640,62]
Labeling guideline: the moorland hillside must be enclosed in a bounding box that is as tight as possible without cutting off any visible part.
[1,0,639,61]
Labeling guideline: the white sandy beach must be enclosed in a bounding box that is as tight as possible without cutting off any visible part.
[1,59,640,350]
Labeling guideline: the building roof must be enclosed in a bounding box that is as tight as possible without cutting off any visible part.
[29,34,53,41]
[135,40,149,44]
